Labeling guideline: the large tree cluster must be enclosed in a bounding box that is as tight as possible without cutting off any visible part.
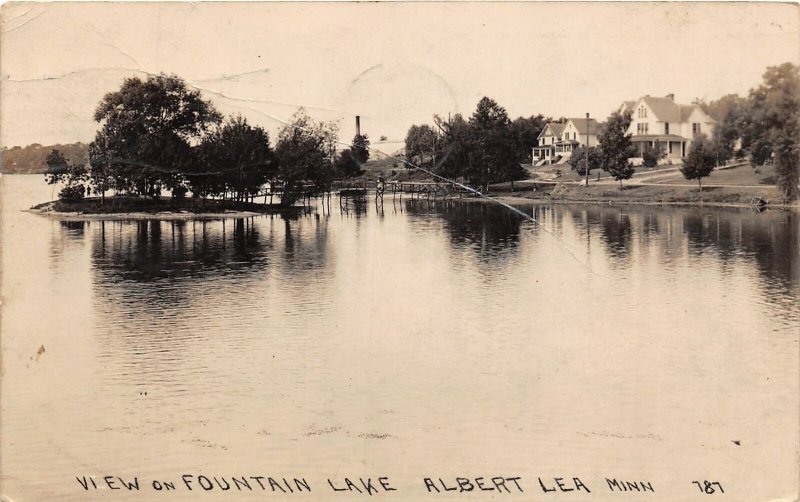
[403,97,532,192]
[696,62,799,199]
[47,74,340,205]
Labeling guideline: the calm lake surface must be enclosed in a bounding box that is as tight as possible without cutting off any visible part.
[1,174,798,501]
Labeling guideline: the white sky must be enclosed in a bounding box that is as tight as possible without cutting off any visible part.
[1,2,798,151]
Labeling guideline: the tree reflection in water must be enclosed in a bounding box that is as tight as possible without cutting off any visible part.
[404,199,525,265]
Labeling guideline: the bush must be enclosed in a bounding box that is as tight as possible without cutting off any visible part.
[642,143,665,168]
[59,185,85,202]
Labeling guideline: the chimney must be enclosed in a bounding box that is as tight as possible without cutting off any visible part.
[355,116,361,136]
[666,93,675,101]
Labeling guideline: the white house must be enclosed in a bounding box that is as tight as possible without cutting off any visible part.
[621,94,716,159]
[532,118,600,165]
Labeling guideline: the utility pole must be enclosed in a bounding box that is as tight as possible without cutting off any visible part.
[584,112,590,187]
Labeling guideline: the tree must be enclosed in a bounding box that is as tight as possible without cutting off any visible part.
[351,134,370,163]
[334,148,363,178]
[741,62,799,199]
[467,97,527,191]
[274,109,338,206]
[90,74,221,198]
[432,113,472,180]
[509,114,547,163]
[598,111,636,187]
[44,149,71,185]
[680,135,717,190]
[193,115,276,202]
[698,94,749,165]
[45,149,87,201]
[404,124,440,169]
[568,146,602,176]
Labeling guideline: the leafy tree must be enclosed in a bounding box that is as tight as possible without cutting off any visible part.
[45,149,87,201]
[334,148,364,178]
[432,113,472,180]
[467,97,527,191]
[698,94,749,164]
[741,62,799,199]
[44,149,71,185]
[509,114,547,163]
[275,109,338,206]
[193,115,276,202]
[680,135,717,190]
[90,74,221,198]
[641,142,666,168]
[598,111,636,187]
[404,124,440,169]
[351,134,370,163]
[568,146,602,176]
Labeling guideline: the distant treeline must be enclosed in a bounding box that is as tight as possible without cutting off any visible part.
[2,143,89,174]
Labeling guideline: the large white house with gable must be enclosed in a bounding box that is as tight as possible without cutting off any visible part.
[619,94,716,159]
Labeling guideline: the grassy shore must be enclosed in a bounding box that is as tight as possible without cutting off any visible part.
[482,182,792,209]
[29,196,303,220]
[362,159,798,209]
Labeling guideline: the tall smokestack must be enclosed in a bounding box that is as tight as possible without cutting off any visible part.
[355,116,361,136]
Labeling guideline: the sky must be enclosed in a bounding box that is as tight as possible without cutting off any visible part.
[1,2,798,152]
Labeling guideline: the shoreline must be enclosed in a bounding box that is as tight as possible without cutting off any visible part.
[25,186,799,220]
[459,194,800,210]
[27,199,304,221]
[25,207,273,221]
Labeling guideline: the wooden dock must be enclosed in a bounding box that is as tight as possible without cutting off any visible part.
[388,181,475,199]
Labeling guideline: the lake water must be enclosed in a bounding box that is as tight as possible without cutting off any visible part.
[1,174,798,501]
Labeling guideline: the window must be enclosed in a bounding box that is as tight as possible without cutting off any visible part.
[692,123,701,135]
[638,106,648,119]
[665,123,670,134]
[637,123,649,135]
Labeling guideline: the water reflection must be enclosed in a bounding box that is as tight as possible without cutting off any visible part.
[683,209,798,291]
[558,205,799,291]
[91,217,276,283]
[404,199,525,264]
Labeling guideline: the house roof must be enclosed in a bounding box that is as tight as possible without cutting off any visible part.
[641,96,682,122]
[539,122,565,137]
[680,104,716,123]
[679,105,697,122]
[567,117,601,135]
[620,100,637,112]
[634,95,717,124]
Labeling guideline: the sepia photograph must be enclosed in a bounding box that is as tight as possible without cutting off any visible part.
[1,2,798,500]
